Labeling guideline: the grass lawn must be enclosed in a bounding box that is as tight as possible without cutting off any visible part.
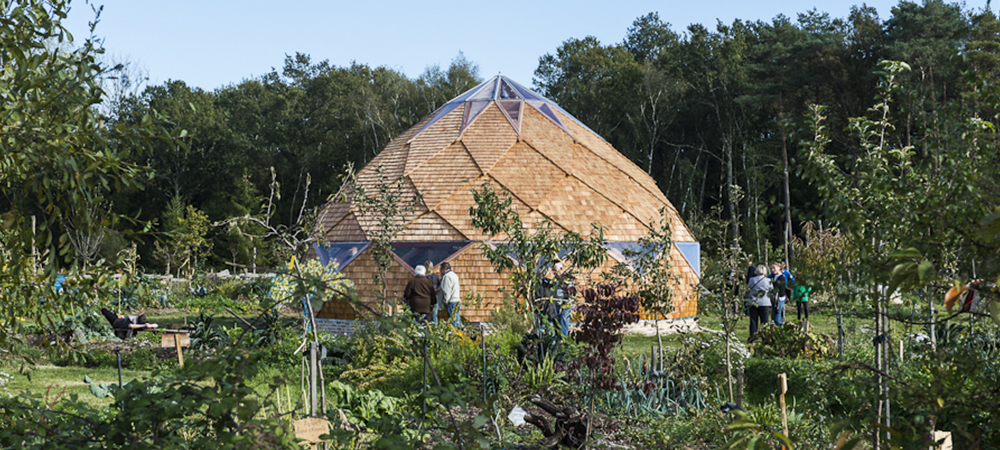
[618,302,843,359]
[2,365,151,407]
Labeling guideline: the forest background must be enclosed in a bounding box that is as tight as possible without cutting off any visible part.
[60,0,998,282]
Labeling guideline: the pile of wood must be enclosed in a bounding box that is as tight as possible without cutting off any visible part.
[523,395,587,448]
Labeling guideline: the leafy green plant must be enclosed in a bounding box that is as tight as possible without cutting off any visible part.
[488,301,531,335]
[524,355,567,392]
[50,308,115,344]
[2,349,300,449]
[123,347,157,370]
[189,312,229,353]
[749,323,834,360]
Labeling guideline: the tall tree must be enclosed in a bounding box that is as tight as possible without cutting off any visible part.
[0,0,170,345]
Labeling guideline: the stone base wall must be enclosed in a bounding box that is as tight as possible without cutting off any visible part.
[314,318,365,337]
[317,317,700,338]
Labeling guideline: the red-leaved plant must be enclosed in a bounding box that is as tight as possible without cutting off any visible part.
[570,285,641,391]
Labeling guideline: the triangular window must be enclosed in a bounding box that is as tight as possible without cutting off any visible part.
[391,241,471,272]
[468,78,499,100]
[462,101,492,133]
[497,100,522,132]
[605,241,663,274]
[498,80,520,100]
[313,241,370,270]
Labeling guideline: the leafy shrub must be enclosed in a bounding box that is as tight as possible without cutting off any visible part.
[51,308,115,343]
[489,302,531,335]
[189,313,229,353]
[571,285,640,390]
[327,380,403,427]
[0,350,300,449]
[123,347,156,370]
[249,328,300,371]
[743,357,824,406]
[52,348,116,368]
[337,325,412,392]
[749,323,835,359]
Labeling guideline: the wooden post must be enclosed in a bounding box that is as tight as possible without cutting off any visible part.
[736,369,744,409]
[174,333,184,368]
[310,342,318,417]
[778,373,788,438]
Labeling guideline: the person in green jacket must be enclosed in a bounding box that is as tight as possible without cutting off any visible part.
[794,282,812,321]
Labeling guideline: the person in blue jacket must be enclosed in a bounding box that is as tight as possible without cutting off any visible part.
[769,262,794,326]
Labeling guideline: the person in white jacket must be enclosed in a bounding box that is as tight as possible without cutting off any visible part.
[437,262,461,328]
[746,264,773,339]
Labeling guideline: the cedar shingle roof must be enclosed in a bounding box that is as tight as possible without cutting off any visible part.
[320,75,696,244]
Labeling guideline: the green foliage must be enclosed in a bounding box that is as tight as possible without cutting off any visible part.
[153,198,212,277]
[488,301,531,335]
[623,410,728,448]
[523,355,567,392]
[742,357,824,407]
[337,325,411,392]
[188,312,229,353]
[50,307,115,344]
[327,380,403,427]
[749,323,835,360]
[0,350,300,449]
[123,347,156,370]
[0,0,173,350]
[52,348,116,369]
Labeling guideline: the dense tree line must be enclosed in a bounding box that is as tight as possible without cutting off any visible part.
[101,53,481,273]
[536,1,999,264]
[86,0,999,278]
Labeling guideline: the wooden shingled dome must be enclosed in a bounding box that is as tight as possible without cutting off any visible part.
[314,75,700,322]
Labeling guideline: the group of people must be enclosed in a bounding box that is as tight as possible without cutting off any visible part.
[402,261,461,326]
[402,258,576,336]
[745,261,810,338]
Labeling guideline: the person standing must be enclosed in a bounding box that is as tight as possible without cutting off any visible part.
[539,262,574,336]
[795,281,812,322]
[403,265,436,323]
[769,262,794,326]
[425,260,442,325]
[438,262,461,328]
[747,264,773,339]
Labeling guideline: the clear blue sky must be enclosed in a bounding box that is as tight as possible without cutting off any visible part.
[64,0,989,92]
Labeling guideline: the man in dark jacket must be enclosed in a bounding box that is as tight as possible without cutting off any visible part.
[403,265,436,323]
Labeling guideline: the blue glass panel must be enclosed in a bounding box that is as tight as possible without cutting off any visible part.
[604,241,667,275]
[468,78,499,100]
[498,79,520,99]
[313,242,370,270]
[497,100,522,132]
[505,77,546,101]
[675,242,701,278]
[391,242,470,271]
[462,101,491,133]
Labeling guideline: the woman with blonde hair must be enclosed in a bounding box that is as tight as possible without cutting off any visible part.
[746,264,773,339]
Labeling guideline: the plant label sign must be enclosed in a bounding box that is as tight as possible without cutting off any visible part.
[294,417,330,447]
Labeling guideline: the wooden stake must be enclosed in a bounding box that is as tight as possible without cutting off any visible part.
[174,333,184,368]
[736,369,744,409]
[778,373,788,438]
